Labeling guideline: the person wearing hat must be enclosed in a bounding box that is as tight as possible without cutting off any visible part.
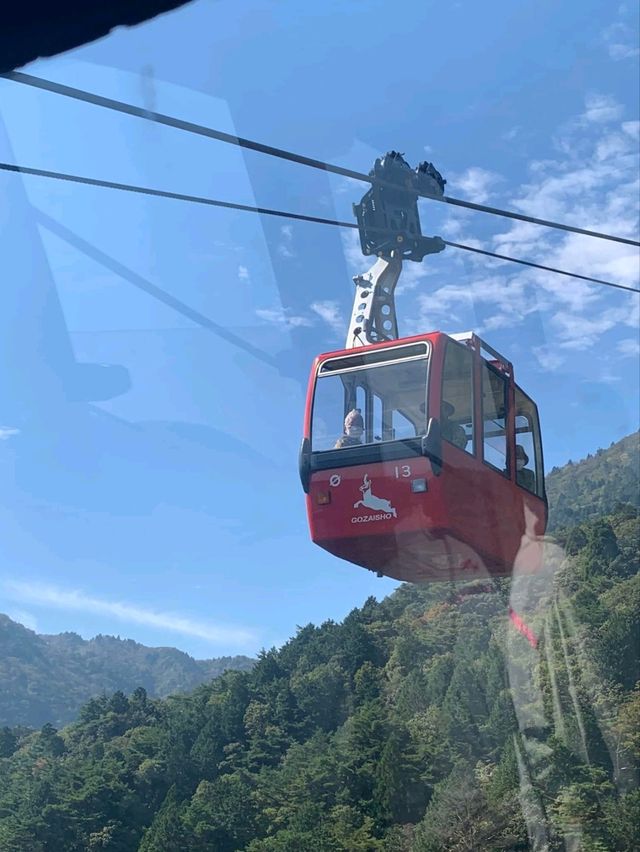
[441,400,467,450]
[335,408,364,448]
[516,444,536,491]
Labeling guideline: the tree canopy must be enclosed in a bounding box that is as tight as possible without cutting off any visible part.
[1,434,638,850]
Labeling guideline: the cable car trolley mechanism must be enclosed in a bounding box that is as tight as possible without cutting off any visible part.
[300,152,547,583]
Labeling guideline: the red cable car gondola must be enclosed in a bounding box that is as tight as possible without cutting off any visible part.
[300,330,547,582]
[299,152,547,582]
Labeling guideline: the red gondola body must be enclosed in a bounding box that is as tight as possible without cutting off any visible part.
[300,331,547,583]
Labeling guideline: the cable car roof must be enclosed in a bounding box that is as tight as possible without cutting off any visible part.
[449,332,513,376]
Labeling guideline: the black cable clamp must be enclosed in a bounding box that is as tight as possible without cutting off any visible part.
[353,151,446,262]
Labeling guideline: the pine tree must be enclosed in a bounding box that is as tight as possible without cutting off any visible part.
[138,786,188,852]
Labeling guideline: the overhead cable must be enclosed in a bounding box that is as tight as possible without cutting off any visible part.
[0,162,346,228]
[3,161,637,295]
[443,241,637,293]
[4,70,640,249]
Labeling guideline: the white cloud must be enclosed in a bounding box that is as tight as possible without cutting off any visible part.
[238,265,250,281]
[609,42,640,60]
[533,346,565,372]
[449,166,501,204]
[594,129,636,162]
[470,102,639,362]
[310,300,344,336]
[2,579,257,647]
[502,126,521,142]
[278,225,296,259]
[0,427,20,440]
[341,228,365,273]
[255,306,313,328]
[622,121,640,140]
[493,221,552,257]
[343,106,638,367]
[592,370,623,384]
[396,261,437,296]
[408,269,544,338]
[551,301,636,350]
[582,93,624,124]
[440,217,464,238]
[617,337,640,357]
[603,18,640,61]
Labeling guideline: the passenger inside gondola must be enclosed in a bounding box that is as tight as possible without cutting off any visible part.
[441,400,467,450]
[312,345,430,452]
[515,444,536,491]
[334,408,364,448]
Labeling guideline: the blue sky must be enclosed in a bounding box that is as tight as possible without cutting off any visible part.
[0,0,638,660]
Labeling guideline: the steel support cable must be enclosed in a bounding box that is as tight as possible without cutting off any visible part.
[442,241,638,293]
[0,162,345,228]
[4,70,640,249]
[2,161,638,295]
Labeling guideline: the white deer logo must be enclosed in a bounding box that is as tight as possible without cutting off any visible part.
[353,474,397,517]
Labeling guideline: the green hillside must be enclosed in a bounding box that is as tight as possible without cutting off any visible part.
[2,432,635,734]
[546,431,639,530]
[0,505,637,851]
[0,620,254,728]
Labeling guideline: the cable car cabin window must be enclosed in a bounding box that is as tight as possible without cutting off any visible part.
[311,351,429,452]
[441,339,474,454]
[481,362,509,475]
[373,394,383,442]
[392,408,417,441]
[515,385,544,497]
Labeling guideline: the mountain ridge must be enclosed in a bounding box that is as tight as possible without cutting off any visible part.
[0,614,254,728]
[545,430,639,529]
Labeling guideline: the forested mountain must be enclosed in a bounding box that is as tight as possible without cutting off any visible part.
[0,505,637,851]
[0,619,254,728]
[2,433,635,734]
[546,431,639,530]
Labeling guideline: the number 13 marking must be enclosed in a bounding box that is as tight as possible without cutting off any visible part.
[394,465,411,478]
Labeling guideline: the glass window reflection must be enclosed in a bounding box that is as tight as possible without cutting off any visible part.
[312,356,429,452]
